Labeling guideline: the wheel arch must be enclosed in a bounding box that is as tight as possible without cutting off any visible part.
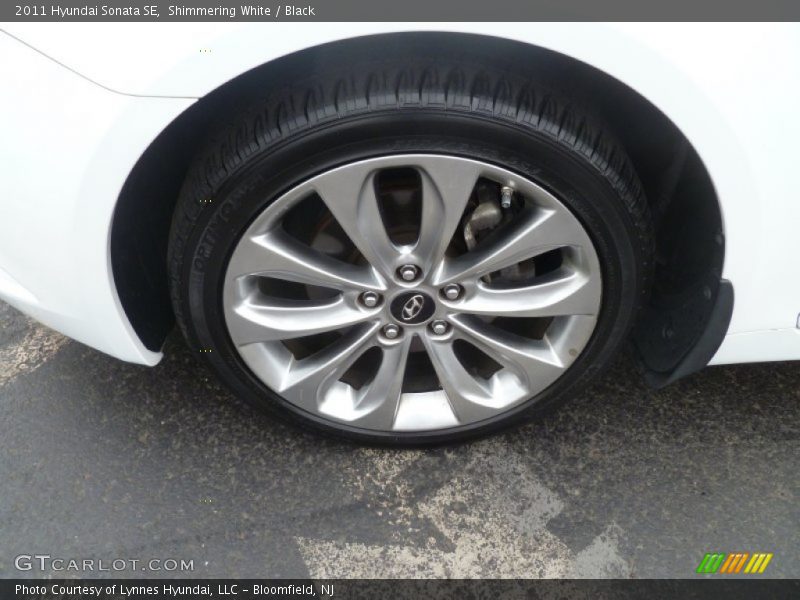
[111,31,726,383]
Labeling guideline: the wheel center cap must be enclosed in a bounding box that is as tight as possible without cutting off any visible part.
[390,291,436,325]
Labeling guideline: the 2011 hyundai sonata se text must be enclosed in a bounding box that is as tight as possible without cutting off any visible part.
[1,23,798,444]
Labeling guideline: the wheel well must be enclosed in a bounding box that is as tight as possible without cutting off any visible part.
[112,31,724,381]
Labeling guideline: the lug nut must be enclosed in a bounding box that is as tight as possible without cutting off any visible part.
[442,284,462,301]
[382,324,401,339]
[430,320,449,335]
[360,291,380,308]
[398,264,420,282]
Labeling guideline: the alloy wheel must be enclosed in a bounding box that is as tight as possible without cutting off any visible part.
[222,154,602,432]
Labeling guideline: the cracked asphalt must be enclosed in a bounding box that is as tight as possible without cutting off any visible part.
[1,300,798,579]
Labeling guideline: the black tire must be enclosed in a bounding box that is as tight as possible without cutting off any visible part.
[167,52,653,446]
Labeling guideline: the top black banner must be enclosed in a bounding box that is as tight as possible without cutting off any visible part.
[4,0,800,22]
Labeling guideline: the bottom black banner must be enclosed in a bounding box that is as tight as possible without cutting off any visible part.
[3,579,798,600]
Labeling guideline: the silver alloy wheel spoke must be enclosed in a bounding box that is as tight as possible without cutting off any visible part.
[454,270,600,318]
[348,335,413,429]
[420,334,503,424]
[312,168,399,278]
[228,295,372,344]
[230,228,384,291]
[450,315,566,390]
[435,208,587,285]
[281,327,412,430]
[223,154,602,433]
[280,323,380,402]
[413,160,482,272]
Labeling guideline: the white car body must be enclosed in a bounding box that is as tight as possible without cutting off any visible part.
[1,22,799,369]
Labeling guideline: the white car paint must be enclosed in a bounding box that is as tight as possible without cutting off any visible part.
[0,22,799,367]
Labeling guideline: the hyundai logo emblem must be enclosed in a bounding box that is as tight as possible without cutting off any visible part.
[401,294,425,321]
[390,291,435,325]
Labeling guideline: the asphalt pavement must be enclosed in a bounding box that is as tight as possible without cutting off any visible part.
[1,300,797,578]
